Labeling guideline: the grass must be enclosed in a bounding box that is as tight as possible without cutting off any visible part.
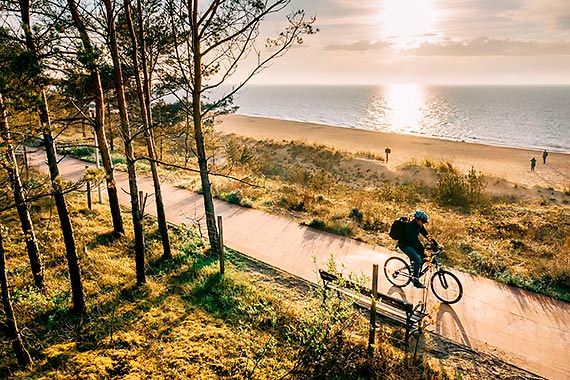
[55,127,570,302]
[1,189,462,379]
[204,135,570,301]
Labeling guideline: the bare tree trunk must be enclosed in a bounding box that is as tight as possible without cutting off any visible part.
[0,231,32,368]
[67,0,124,236]
[18,0,85,314]
[0,93,44,290]
[39,92,86,314]
[125,0,171,259]
[103,0,146,285]
[191,1,220,255]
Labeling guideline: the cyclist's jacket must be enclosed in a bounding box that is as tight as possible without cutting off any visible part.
[397,220,429,256]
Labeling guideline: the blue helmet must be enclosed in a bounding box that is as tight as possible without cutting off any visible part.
[414,210,428,223]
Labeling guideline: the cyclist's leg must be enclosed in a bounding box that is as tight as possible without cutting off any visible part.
[400,246,423,282]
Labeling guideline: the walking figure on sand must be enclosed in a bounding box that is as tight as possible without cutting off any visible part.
[530,157,537,172]
[542,150,548,164]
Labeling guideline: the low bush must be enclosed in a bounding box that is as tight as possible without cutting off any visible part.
[433,172,469,207]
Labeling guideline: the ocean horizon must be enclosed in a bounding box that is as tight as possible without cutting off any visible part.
[225,84,570,153]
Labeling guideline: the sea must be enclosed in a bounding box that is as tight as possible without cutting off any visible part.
[225,85,570,153]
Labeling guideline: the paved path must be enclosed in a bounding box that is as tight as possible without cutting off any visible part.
[29,151,570,379]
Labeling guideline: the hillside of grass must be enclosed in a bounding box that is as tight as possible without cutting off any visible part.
[1,184,542,379]
[199,137,570,301]
[54,129,570,301]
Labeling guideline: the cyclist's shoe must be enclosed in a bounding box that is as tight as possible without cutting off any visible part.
[413,279,426,289]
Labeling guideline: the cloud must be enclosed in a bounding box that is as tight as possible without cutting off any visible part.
[409,37,570,56]
[324,40,392,51]
[507,0,570,30]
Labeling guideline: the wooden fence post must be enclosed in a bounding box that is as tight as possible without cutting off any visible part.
[85,166,92,210]
[368,264,379,357]
[23,145,29,179]
[218,215,224,276]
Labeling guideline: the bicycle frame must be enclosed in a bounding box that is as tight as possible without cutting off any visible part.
[418,249,444,279]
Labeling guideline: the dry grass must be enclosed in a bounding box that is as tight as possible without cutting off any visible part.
[1,190,459,379]
[162,133,570,301]
[54,125,570,299]
[0,165,542,379]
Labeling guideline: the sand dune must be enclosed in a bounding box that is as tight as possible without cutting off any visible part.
[218,114,570,192]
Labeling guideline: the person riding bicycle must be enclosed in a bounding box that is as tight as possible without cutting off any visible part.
[397,210,434,288]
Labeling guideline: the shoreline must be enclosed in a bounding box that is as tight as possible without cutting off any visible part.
[218,114,570,192]
[235,112,570,154]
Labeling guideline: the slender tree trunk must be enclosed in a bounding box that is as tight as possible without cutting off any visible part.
[191,1,220,254]
[67,0,124,236]
[125,0,171,259]
[91,72,124,235]
[0,93,44,290]
[103,0,146,285]
[18,0,85,314]
[0,231,32,368]
[39,92,86,314]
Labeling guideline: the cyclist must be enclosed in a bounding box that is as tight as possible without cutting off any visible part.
[397,210,433,288]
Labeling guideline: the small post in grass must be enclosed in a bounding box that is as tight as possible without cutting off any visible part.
[23,145,29,179]
[85,166,92,210]
[368,264,379,357]
[218,215,225,276]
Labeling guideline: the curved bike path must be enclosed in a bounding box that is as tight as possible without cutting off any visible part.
[29,151,570,379]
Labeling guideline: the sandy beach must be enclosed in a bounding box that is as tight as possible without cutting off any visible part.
[219,114,570,192]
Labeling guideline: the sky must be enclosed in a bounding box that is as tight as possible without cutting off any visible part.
[248,0,570,85]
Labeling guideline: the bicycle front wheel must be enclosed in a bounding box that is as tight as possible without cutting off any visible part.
[430,270,463,304]
[384,257,412,288]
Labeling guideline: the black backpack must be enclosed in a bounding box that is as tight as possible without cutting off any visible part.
[389,217,409,240]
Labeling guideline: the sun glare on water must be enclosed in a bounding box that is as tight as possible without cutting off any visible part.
[368,84,426,134]
[379,0,439,47]
[385,84,425,133]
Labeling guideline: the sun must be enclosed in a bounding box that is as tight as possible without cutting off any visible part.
[379,0,439,47]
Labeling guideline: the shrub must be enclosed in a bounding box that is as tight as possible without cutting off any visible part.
[60,146,94,160]
[226,190,242,205]
[111,153,126,165]
[329,221,354,236]
[466,167,487,205]
[217,190,254,208]
[349,208,363,223]
[433,172,469,207]
[306,218,326,231]
[277,190,307,211]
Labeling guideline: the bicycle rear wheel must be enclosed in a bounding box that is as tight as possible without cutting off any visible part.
[430,270,463,304]
[384,257,412,287]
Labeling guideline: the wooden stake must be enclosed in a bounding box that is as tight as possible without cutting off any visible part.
[368,264,378,357]
[218,215,224,276]
[85,166,92,210]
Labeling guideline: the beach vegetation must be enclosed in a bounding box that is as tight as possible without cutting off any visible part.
[51,127,570,301]
[432,172,469,207]
[202,134,570,301]
[1,190,467,379]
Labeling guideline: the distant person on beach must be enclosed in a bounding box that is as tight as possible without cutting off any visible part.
[385,147,391,162]
[542,150,548,164]
[530,157,537,172]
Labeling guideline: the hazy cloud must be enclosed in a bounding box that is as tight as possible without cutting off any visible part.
[410,37,570,56]
[325,40,392,51]
[507,0,570,30]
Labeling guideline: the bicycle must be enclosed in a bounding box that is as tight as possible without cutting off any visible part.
[383,241,463,304]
